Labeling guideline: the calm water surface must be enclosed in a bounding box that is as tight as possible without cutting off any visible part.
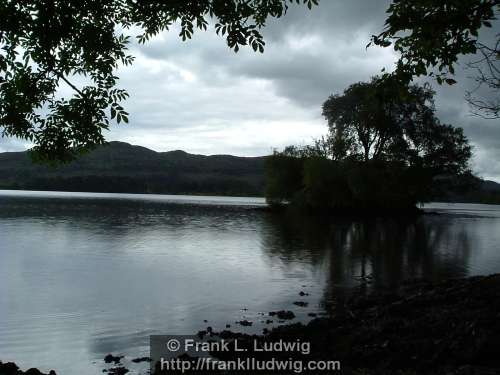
[1,190,500,374]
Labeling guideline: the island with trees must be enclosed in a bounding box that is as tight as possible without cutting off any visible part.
[265,77,474,213]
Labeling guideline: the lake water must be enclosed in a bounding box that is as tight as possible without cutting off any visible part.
[1,190,500,374]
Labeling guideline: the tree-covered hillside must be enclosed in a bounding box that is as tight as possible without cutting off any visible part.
[1,141,500,203]
[0,142,266,196]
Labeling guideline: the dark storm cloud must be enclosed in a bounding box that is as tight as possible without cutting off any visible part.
[436,94,500,181]
[138,0,395,108]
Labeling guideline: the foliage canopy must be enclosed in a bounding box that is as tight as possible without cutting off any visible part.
[0,0,318,162]
[371,0,500,118]
[266,78,473,212]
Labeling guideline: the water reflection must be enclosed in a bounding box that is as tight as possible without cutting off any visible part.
[1,193,499,374]
[261,212,475,304]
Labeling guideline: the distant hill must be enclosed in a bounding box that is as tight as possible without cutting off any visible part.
[440,177,500,205]
[0,142,266,196]
[1,141,500,203]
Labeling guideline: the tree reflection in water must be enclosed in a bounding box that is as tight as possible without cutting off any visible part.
[261,212,472,307]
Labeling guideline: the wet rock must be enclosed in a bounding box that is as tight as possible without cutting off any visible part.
[0,362,56,375]
[238,320,253,326]
[225,324,231,328]
[299,291,309,296]
[197,330,207,339]
[25,369,45,375]
[131,357,151,363]
[265,319,273,324]
[108,366,129,375]
[293,301,309,307]
[0,362,19,375]
[269,310,295,320]
[104,354,123,364]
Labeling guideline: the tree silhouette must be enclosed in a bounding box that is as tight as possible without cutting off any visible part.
[0,0,318,162]
[266,78,472,212]
[370,0,499,119]
[322,77,471,174]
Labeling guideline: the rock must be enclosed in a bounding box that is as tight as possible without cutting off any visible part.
[299,291,309,296]
[266,319,273,324]
[226,324,231,328]
[308,313,318,317]
[104,354,123,364]
[238,320,253,326]
[108,367,129,375]
[131,357,151,363]
[269,310,296,320]
[0,362,19,375]
[0,363,56,375]
[25,369,44,375]
[293,301,309,307]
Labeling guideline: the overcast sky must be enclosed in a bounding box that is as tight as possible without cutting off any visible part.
[1,0,499,180]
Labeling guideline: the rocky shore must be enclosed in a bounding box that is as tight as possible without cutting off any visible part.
[158,274,500,375]
[2,274,500,375]
[0,363,56,375]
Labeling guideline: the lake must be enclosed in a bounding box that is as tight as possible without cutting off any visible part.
[1,190,500,374]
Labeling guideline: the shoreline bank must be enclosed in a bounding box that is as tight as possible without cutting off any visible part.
[201,274,500,375]
[3,274,500,375]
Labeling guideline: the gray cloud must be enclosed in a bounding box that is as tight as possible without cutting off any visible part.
[2,0,499,180]
[0,137,32,153]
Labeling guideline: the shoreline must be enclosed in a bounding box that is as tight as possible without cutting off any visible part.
[156,274,500,374]
[3,274,500,375]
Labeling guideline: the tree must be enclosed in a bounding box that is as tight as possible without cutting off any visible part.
[370,0,499,118]
[321,76,471,175]
[321,77,415,162]
[325,78,473,181]
[266,78,472,211]
[0,0,318,162]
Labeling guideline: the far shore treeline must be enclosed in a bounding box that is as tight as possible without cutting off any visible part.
[1,141,500,205]
[0,142,266,197]
[1,76,500,208]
